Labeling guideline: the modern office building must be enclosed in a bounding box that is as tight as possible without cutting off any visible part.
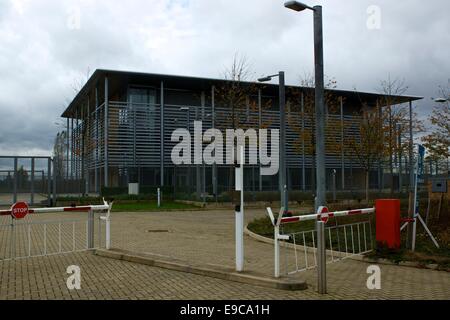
[61,69,422,196]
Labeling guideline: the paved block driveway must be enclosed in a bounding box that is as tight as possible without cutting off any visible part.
[0,209,449,300]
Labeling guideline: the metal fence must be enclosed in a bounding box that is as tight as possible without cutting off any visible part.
[0,203,111,261]
[0,156,54,206]
[266,206,375,278]
[281,220,373,275]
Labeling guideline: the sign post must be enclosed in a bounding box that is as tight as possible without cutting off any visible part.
[235,146,244,272]
[9,202,29,259]
[411,145,439,251]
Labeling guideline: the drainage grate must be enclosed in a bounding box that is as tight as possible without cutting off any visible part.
[146,229,170,233]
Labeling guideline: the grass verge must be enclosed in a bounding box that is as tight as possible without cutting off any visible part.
[111,201,200,212]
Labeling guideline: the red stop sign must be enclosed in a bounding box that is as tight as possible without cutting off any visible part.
[318,206,330,223]
[11,202,29,220]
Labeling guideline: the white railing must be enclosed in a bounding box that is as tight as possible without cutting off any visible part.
[266,206,374,278]
[0,200,112,261]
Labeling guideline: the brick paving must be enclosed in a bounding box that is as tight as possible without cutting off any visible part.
[0,208,449,300]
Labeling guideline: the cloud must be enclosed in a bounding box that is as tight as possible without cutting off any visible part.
[0,0,449,155]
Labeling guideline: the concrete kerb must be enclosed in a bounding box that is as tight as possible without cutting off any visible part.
[94,248,308,291]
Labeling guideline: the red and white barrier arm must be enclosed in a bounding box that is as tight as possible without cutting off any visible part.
[280,207,375,225]
[0,204,110,216]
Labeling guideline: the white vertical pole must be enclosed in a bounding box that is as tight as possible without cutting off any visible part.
[28,225,31,257]
[235,146,244,272]
[274,224,280,278]
[105,209,111,250]
[10,218,15,259]
[88,209,94,249]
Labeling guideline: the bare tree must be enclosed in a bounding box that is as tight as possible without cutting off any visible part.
[344,105,385,202]
[214,53,272,191]
[377,76,423,194]
[287,74,343,191]
[422,83,450,175]
[53,131,68,179]
[215,53,257,130]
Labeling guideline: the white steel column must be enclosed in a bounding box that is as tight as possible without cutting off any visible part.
[160,81,165,187]
[340,96,345,190]
[301,92,306,191]
[85,96,90,194]
[212,85,218,199]
[258,89,263,191]
[95,86,99,193]
[104,76,109,188]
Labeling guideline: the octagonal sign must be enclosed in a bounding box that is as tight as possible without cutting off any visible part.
[318,206,330,224]
[11,202,29,220]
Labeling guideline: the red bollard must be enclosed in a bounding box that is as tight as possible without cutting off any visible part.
[375,199,401,249]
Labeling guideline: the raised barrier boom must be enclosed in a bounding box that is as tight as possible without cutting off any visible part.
[280,207,375,224]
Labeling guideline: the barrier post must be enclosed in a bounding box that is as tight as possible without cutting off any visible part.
[316,220,327,294]
[266,207,288,278]
[274,223,280,278]
[105,205,111,250]
[235,146,244,272]
[88,209,94,249]
[10,218,15,259]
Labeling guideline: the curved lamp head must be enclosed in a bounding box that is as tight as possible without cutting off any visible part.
[284,1,313,12]
[258,76,272,82]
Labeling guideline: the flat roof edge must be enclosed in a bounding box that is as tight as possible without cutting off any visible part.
[61,69,424,118]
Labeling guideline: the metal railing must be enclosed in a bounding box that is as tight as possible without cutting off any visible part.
[283,219,373,275]
[0,201,112,261]
[266,206,374,278]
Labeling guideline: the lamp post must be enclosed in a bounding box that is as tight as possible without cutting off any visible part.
[285,1,326,211]
[258,72,288,212]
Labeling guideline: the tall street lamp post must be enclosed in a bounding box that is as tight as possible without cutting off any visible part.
[285,1,326,210]
[258,72,288,212]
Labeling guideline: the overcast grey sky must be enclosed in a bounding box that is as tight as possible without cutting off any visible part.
[0,0,449,156]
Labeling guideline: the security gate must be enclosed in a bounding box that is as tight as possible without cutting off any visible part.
[0,201,111,261]
[266,206,375,278]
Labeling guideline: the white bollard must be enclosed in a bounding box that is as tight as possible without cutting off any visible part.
[105,215,111,250]
[235,146,244,272]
